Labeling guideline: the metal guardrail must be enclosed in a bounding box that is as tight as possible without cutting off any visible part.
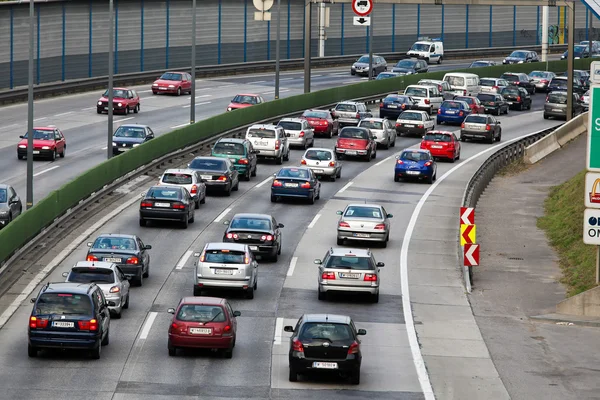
[0,44,567,105]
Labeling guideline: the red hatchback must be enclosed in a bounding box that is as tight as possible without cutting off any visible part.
[335,126,377,161]
[17,126,66,161]
[453,96,485,114]
[152,71,192,96]
[97,88,140,115]
[420,130,461,162]
[167,296,241,358]
[226,93,265,112]
[301,109,339,138]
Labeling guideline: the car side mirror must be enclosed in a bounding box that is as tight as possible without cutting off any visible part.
[223,220,230,225]
[284,326,294,332]
[314,259,322,265]
[387,214,393,218]
[144,245,152,250]
[376,262,385,267]
[86,242,93,247]
[19,135,24,139]
[357,329,367,336]
[62,272,69,277]
[193,252,201,257]
[140,192,146,197]
[278,223,285,228]
[30,298,36,303]
[336,210,343,215]
[107,301,116,307]
[167,308,176,314]
[233,311,241,317]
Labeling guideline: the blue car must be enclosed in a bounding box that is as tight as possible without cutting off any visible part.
[271,166,321,204]
[436,100,471,125]
[394,149,437,183]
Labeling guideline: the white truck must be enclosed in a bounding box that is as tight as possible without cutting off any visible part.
[407,37,444,65]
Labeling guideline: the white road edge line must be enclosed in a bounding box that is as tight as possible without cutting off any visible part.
[139,312,158,340]
[183,101,211,108]
[337,181,353,194]
[113,117,135,124]
[286,257,298,277]
[54,111,74,117]
[255,177,272,188]
[399,129,552,400]
[214,207,232,223]
[176,250,194,270]
[33,165,60,177]
[249,80,266,84]
[375,154,394,166]
[307,214,321,229]
[196,94,212,98]
[273,317,284,345]
[34,117,47,122]
[170,123,190,129]
[81,106,96,111]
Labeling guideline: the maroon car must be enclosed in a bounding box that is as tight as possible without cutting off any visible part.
[152,71,193,96]
[167,297,241,358]
[301,109,339,138]
[97,88,140,115]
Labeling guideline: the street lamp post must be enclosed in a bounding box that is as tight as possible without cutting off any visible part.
[275,0,281,99]
[304,1,312,93]
[107,0,114,159]
[191,0,197,124]
[26,0,35,209]
[566,0,574,121]
[368,10,374,81]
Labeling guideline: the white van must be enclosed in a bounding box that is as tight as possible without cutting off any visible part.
[443,72,480,97]
[407,38,444,64]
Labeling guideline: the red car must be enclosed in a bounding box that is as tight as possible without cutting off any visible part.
[97,88,140,115]
[453,96,485,114]
[167,296,241,358]
[334,126,377,161]
[17,126,66,161]
[226,94,265,112]
[301,109,339,138]
[420,130,461,163]
[152,71,192,96]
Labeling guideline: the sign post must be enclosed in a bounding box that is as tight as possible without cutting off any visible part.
[352,0,373,77]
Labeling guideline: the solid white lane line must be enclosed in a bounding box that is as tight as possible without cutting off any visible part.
[170,122,190,129]
[81,106,96,111]
[138,89,153,93]
[375,155,394,166]
[220,84,235,88]
[0,123,18,130]
[287,257,298,277]
[307,214,321,229]
[196,94,212,98]
[214,207,231,223]
[113,117,135,123]
[337,181,353,194]
[312,74,322,77]
[280,77,295,81]
[139,312,158,340]
[34,117,47,122]
[255,177,272,188]
[182,101,211,108]
[342,81,359,84]
[260,91,275,95]
[54,111,74,117]
[176,250,194,270]
[249,80,266,84]
[33,166,60,177]
[279,89,291,93]
[273,317,284,345]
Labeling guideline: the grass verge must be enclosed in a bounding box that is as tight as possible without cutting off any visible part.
[537,170,597,297]
[497,159,530,177]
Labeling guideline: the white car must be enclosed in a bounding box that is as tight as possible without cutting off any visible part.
[158,168,206,209]
[479,77,509,94]
[395,110,435,137]
[582,90,590,110]
[403,85,443,114]
[277,118,315,150]
[300,147,342,181]
[357,118,397,149]
[246,124,290,165]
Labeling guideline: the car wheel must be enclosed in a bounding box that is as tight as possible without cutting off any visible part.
[97,109,102,114]
[527,102,532,110]
[283,149,290,162]
[496,108,501,116]
[318,289,326,301]
[270,194,277,203]
[518,103,523,111]
[194,199,200,209]
[233,180,239,191]
[223,346,233,359]
[123,294,130,309]
[532,87,536,94]
[328,129,333,139]
[168,342,177,357]
[251,165,257,177]
[497,130,502,142]
[177,87,181,96]
[135,276,143,287]
[143,263,150,278]
[505,106,509,115]
[289,367,299,382]
[112,309,122,319]
[60,146,66,158]
[350,369,361,385]
[487,135,494,144]
[50,149,56,161]
[28,345,38,358]
[372,291,379,304]
[437,56,442,64]
[254,278,258,290]
[246,286,255,299]
[394,175,400,182]
[189,211,195,223]
[384,139,390,150]
[427,174,434,184]
[330,174,336,182]
[337,237,344,245]
[135,104,140,113]
[193,286,202,296]
[182,217,189,229]
[91,344,101,359]
[200,193,206,204]
[276,155,283,165]
[336,169,341,178]
[543,113,549,119]
[139,218,146,227]
[225,185,232,196]
[309,193,315,204]
[244,170,251,181]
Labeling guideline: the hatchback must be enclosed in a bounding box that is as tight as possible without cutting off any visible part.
[17,126,67,161]
[226,93,265,112]
[246,124,290,164]
[301,109,338,137]
[378,94,418,119]
[436,100,471,125]
[336,203,393,247]
[222,213,284,262]
[544,91,584,120]
[477,93,509,116]
[112,124,154,156]
[97,87,140,115]
[394,149,437,183]
[461,114,502,144]
[151,71,192,95]
[500,72,536,94]
[211,138,259,181]
[139,185,195,228]
[277,118,315,150]
[187,156,240,196]
[420,130,461,162]
[479,78,510,95]
[271,167,321,204]
[395,110,435,137]
[453,96,485,114]
[528,70,556,92]
[0,184,22,228]
[357,118,397,149]
[500,86,531,111]
[301,148,342,181]
[158,169,206,209]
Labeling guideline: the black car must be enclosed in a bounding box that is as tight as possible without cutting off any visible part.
[548,76,587,95]
[460,114,502,143]
[391,58,428,75]
[112,124,155,155]
[379,94,418,119]
[222,213,284,262]
[477,93,509,115]
[560,70,590,88]
[0,184,22,229]
[187,156,240,196]
[28,282,113,359]
[468,60,497,68]
[502,50,539,64]
[561,45,591,60]
[500,86,531,111]
[500,72,536,94]
[284,314,367,384]
[139,185,195,229]
[86,234,152,286]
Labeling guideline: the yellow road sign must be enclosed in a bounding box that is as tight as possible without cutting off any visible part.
[460,224,476,245]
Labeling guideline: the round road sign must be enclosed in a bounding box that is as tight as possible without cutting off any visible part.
[253,0,274,12]
[352,0,373,17]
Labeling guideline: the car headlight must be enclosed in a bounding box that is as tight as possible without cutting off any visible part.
[227,107,232,111]
[42,146,50,150]
[98,101,102,105]
[112,142,116,147]
[0,211,8,216]
[575,57,581,60]
[133,143,140,147]
[518,60,524,63]
[18,145,26,148]
[503,59,507,63]
[168,84,175,88]
[117,102,122,107]
[152,83,158,86]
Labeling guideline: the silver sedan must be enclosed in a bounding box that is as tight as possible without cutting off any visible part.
[336,203,393,247]
[301,148,342,181]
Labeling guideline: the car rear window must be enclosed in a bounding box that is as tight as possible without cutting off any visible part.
[162,173,193,185]
[424,133,452,142]
[335,104,357,112]
[302,110,329,119]
[404,87,428,97]
[551,78,567,85]
[325,255,373,270]
[177,305,226,322]
[398,112,422,121]
[529,71,548,78]
[454,97,474,104]
[277,168,310,179]
[67,268,115,284]
[304,149,332,161]
[189,158,227,170]
[547,93,567,104]
[278,121,302,131]
[501,74,518,82]
[92,236,136,250]
[465,115,488,124]
[479,79,496,87]
[442,101,462,109]
[213,142,245,155]
[35,293,93,315]
[339,128,369,139]
[230,217,271,230]
[359,120,383,130]
[444,76,464,86]
[204,249,246,264]
[146,187,182,200]
[401,151,430,161]
[501,87,519,95]
[384,95,409,103]
[344,206,382,218]
[299,322,354,341]
[248,128,276,139]
[477,94,496,102]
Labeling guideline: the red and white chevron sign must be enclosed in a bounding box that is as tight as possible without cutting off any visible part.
[464,244,480,266]
[460,207,475,225]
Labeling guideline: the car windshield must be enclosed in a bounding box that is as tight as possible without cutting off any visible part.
[35,293,93,315]
[401,151,430,162]
[203,249,247,264]
[410,43,430,52]
[92,236,137,250]
[177,305,226,322]
[159,72,183,81]
[502,74,519,82]
[470,61,490,67]
[146,187,181,200]
[399,112,422,121]
[529,71,548,78]
[103,89,128,98]
[339,128,368,139]
[0,189,6,203]
[299,322,354,342]
[67,268,115,284]
[21,129,54,140]
[302,110,329,119]
[161,173,193,185]
[344,206,382,218]
[326,255,373,270]
[395,60,416,69]
[455,97,474,104]
[547,93,567,104]
[232,95,258,104]
[479,79,497,87]
[335,104,357,112]
[277,168,310,179]
[509,51,528,58]
[230,217,272,230]
[478,94,496,101]
[404,87,428,97]
[304,149,332,161]
[442,101,463,109]
[278,121,302,131]
[445,76,464,86]
[114,126,146,138]
[189,158,226,171]
[574,46,587,53]
[376,73,396,80]
[213,142,245,155]
[359,120,383,130]
[357,56,371,63]
[247,128,276,139]
[465,115,488,124]
[424,133,452,142]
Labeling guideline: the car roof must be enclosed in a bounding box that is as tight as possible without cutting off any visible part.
[360,117,385,122]
[336,101,361,105]
[419,79,443,83]
[217,138,246,144]
[401,148,430,154]
[480,77,501,80]
[248,124,278,129]
[427,130,453,135]
[192,156,228,161]
[0,184,9,190]
[466,114,490,118]
[443,100,469,106]
[406,85,430,89]
[96,233,137,239]
[305,147,333,153]
[401,110,428,115]
[148,184,183,191]
[328,247,372,258]
[345,203,383,210]
[73,261,117,270]
[231,213,272,220]
[180,296,226,306]
[548,91,568,94]
[32,126,56,131]
[163,168,197,175]
[279,117,305,123]
[302,314,352,324]
[304,109,329,113]
[113,87,131,90]
[163,71,187,74]
[279,166,312,172]
[117,124,149,129]
[236,93,260,97]
[42,282,96,295]
[205,242,248,252]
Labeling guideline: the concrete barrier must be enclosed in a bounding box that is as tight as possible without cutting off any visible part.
[524,112,587,164]
[556,286,600,317]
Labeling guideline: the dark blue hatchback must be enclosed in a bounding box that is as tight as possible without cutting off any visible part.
[271,166,321,204]
[394,149,437,183]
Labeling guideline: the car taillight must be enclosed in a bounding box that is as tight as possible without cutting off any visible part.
[437,84,442,91]
[355,113,360,119]
[301,159,307,165]
[299,131,305,137]
[461,123,465,128]
[78,319,98,331]
[321,271,336,280]
[292,338,305,352]
[275,140,281,150]
[260,235,274,241]
[141,201,153,208]
[581,96,584,101]
[396,159,404,164]
[300,182,311,189]
[379,103,383,108]
[364,273,378,281]
[217,176,228,181]
[339,221,350,227]
[396,122,401,127]
[420,142,426,148]
[437,109,441,114]
[238,158,249,164]
[463,90,467,95]
[126,257,139,264]
[401,104,406,109]
[424,99,430,104]
[199,252,206,262]
[109,286,120,293]
[541,79,549,84]
[348,341,360,354]
[492,85,499,90]
[273,180,283,187]
[172,202,185,209]
[459,111,464,117]
[418,124,423,129]
[546,96,549,102]
[245,254,250,264]
[322,120,328,125]
[424,161,432,167]
[226,233,239,239]
[190,185,198,194]
[224,325,232,333]
[517,96,521,102]
[374,224,386,230]
[329,161,336,167]
[486,124,491,131]
[29,316,48,329]
[87,255,98,261]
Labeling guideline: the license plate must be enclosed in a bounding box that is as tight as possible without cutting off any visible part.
[313,362,338,369]
[346,151,357,155]
[201,175,212,180]
[103,257,122,263]
[104,107,108,110]
[431,145,443,149]
[446,111,456,114]
[353,233,370,238]
[189,327,212,335]
[404,124,414,128]
[33,151,40,154]
[214,269,234,275]
[154,202,170,207]
[339,273,360,279]
[387,105,397,108]
[249,246,258,251]
[553,109,562,112]
[53,321,74,328]
[284,182,298,187]
[159,87,166,90]
[407,171,420,175]
[507,102,513,105]
[257,141,268,146]
[313,169,324,173]
[118,148,129,152]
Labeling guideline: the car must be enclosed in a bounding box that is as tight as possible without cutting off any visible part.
[86,233,152,286]
[284,314,367,384]
[579,40,600,54]
[300,148,342,181]
[17,126,66,161]
[436,100,471,125]
[477,93,510,116]
[277,118,315,150]
[559,70,591,88]
[468,60,497,68]
[528,70,556,92]
[28,282,113,359]
[192,243,258,298]
[222,213,284,262]
[500,72,536,94]
[211,138,259,181]
[460,114,502,143]
[167,296,241,358]
[350,54,387,77]
[330,101,372,128]
[548,76,587,95]
[336,203,393,247]
[97,87,140,114]
[390,58,428,75]
[226,93,265,112]
[500,86,531,111]
[245,124,290,165]
[271,166,321,204]
[502,50,539,64]
[0,184,22,228]
[335,126,377,161]
[301,109,339,138]
[479,77,510,95]
[453,96,486,114]
[378,94,419,119]
[357,117,397,149]
[543,91,584,120]
[582,90,590,110]
[62,261,130,318]
[418,79,455,100]
[395,110,435,137]
[420,130,461,162]
[112,124,155,155]
[404,84,443,114]
[394,149,437,183]
[187,156,240,196]
[376,71,400,80]
[158,168,206,208]
[407,38,444,64]
[139,185,196,228]
[561,45,591,60]
[151,71,192,95]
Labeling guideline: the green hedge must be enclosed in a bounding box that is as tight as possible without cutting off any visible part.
[0,58,593,265]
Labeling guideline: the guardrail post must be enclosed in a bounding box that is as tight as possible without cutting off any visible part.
[9,5,13,89]
[140,0,144,71]
[341,3,345,55]
[489,5,493,48]
[166,0,170,69]
[62,3,66,82]
[218,0,222,64]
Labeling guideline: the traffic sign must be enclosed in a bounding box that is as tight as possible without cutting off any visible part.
[583,208,600,245]
[460,224,476,245]
[460,207,475,225]
[352,0,373,17]
[353,16,370,26]
[586,85,600,172]
[585,172,600,208]
[591,61,600,84]
[253,0,273,11]
[464,244,480,266]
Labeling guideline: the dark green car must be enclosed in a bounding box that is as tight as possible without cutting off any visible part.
[211,138,259,181]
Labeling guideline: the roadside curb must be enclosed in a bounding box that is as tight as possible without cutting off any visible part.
[530,313,600,328]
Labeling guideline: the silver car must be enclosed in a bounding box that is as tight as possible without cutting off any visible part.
[193,242,258,299]
[301,148,342,181]
[331,101,372,128]
[479,78,509,94]
[351,54,387,77]
[277,118,315,150]
[158,168,206,209]
[315,247,385,303]
[357,118,397,149]
[336,203,393,247]
[582,90,590,110]
[62,261,130,318]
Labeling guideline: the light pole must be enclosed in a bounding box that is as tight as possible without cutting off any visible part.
[190,0,197,124]
[304,0,311,93]
[275,0,281,99]
[107,0,114,159]
[26,0,34,209]
[566,0,575,121]
[368,10,373,81]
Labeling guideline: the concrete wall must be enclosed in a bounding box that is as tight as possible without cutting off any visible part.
[0,0,595,90]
